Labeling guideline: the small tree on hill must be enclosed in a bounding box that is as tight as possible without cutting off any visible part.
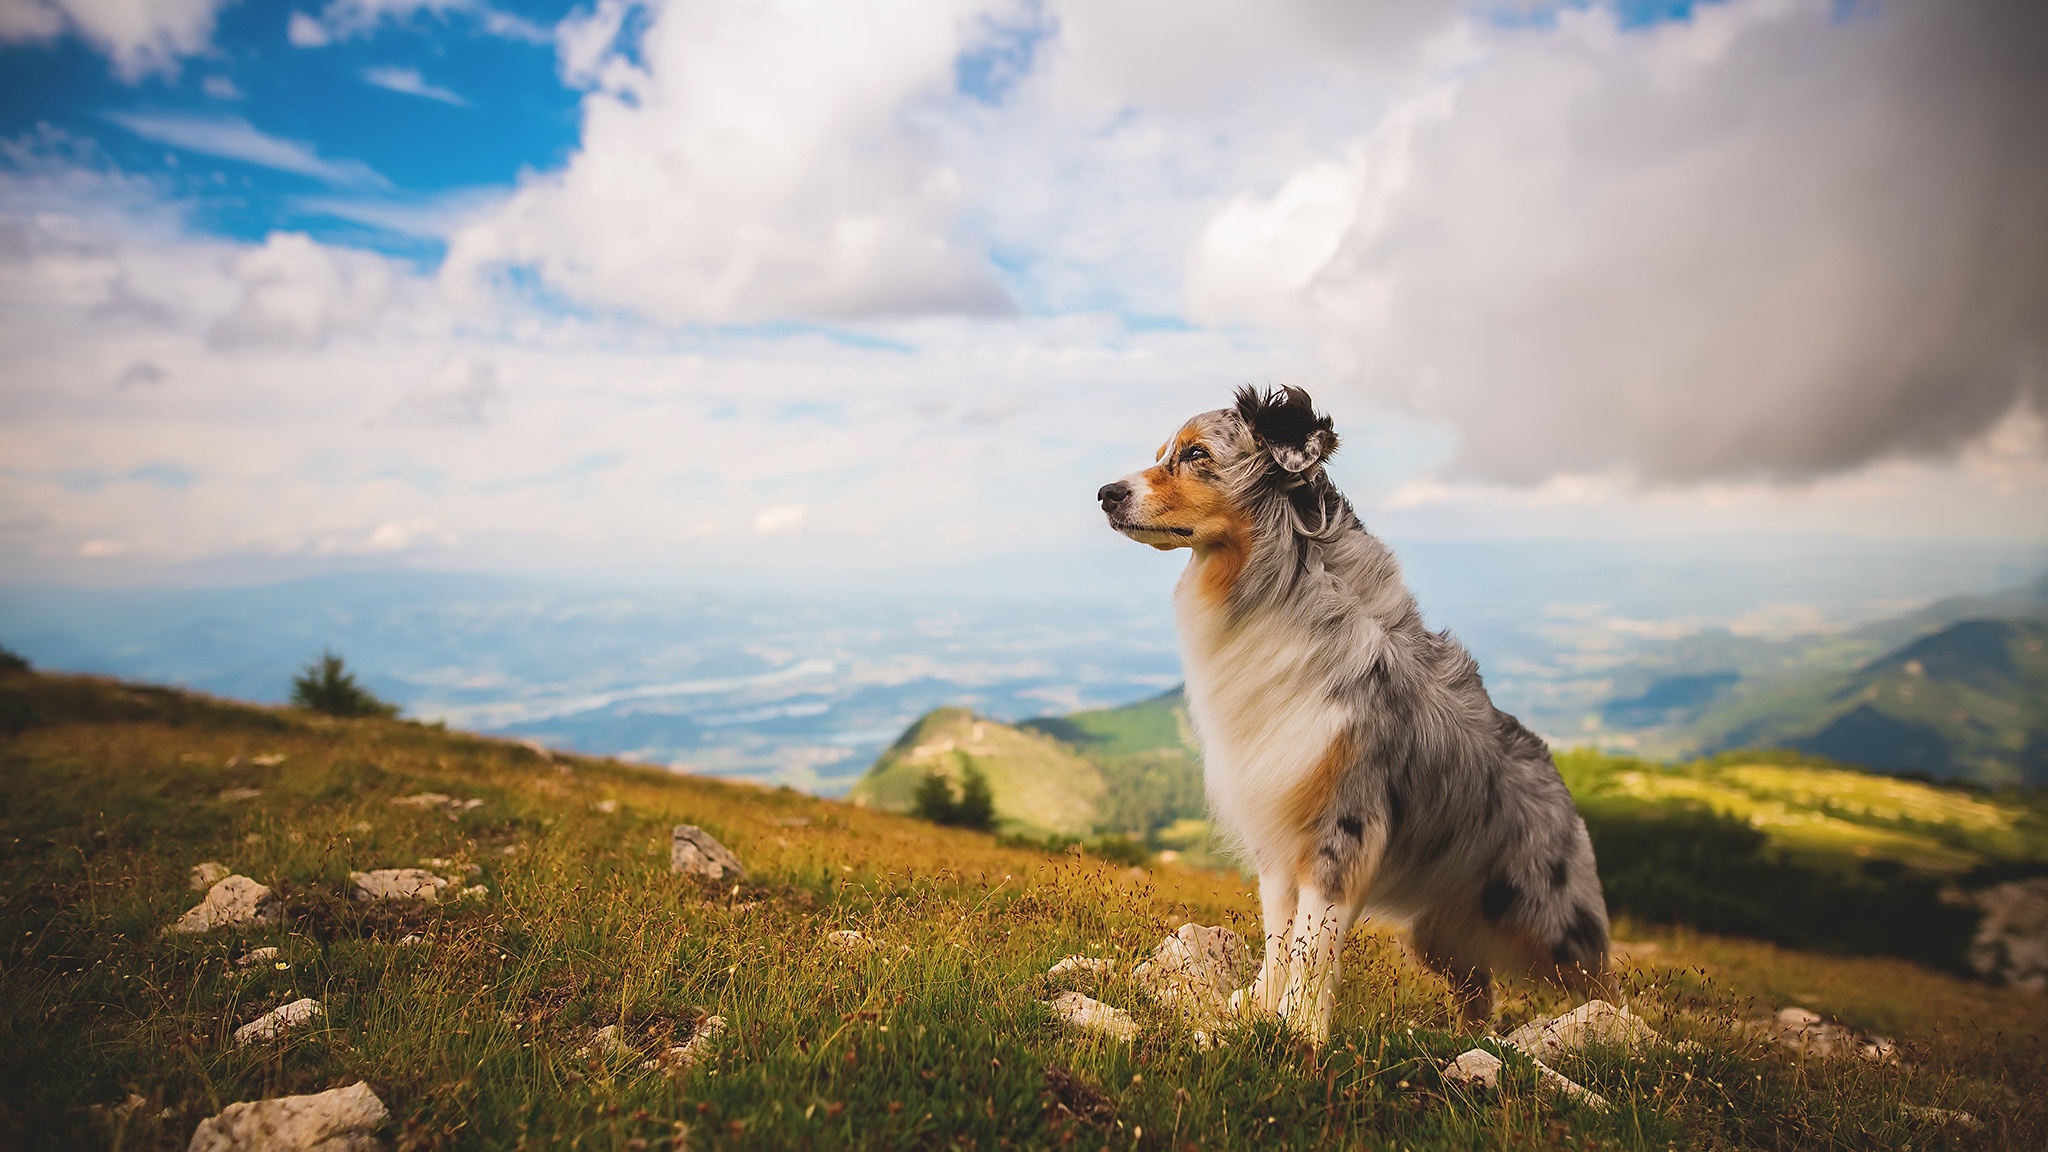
[290,650,398,718]
[0,644,29,675]
[953,764,996,831]
[912,763,997,832]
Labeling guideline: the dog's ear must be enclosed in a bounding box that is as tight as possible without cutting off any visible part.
[1233,385,1338,475]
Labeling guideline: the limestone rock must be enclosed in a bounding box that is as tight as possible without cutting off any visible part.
[826,929,874,951]
[670,825,743,880]
[576,1024,631,1061]
[233,999,323,1045]
[218,787,263,803]
[1503,1000,1660,1063]
[348,869,449,902]
[190,862,230,891]
[1440,1046,1610,1112]
[642,1015,727,1078]
[1762,1006,1897,1064]
[1441,1048,1502,1090]
[1046,992,1138,1041]
[238,946,281,969]
[1133,923,1251,1016]
[389,792,453,809]
[1048,955,1114,979]
[1960,878,2048,993]
[186,1081,387,1152]
[171,876,281,935]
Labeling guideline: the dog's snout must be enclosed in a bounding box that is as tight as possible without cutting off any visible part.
[1097,482,1131,512]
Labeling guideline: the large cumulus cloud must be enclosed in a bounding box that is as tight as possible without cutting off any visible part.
[1189,0,2048,483]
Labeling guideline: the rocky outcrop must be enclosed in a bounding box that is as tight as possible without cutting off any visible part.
[1959,878,2048,993]
[1503,1000,1661,1062]
[190,862,229,890]
[1758,1007,1897,1063]
[1133,923,1251,1017]
[171,876,281,935]
[187,1081,386,1152]
[348,869,449,902]
[671,825,744,880]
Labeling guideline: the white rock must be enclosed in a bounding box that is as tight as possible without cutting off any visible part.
[233,999,323,1045]
[218,788,263,803]
[249,754,287,767]
[1763,1006,1898,1064]
[238,947,281,969]
[576,1023,632,1060]
[1046,992,1138,1041]
[1503,1000,1661,1063]
[389,793,453,809]
[642,1016,727,1077]
[593,799,619,814]
[455,885,489,902]
[187,1081,386,1152]
[1441,1048,1503,1090]
[826,929,873,950]
[1440,1046,1611,1112]
[190,862,230,891]
[1048,955,1114,979]
[171,876,282,935]
[1133,923,1252,1016]
[670,825,744,880]
[395,934,425,947]
[1903,1104,1981,1129]
[348,869,449,902]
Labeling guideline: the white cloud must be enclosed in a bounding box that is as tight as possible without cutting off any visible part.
[362,64,468,105]
[1188,0,2048,484]
[442,0,1012,324]
[208,231,401,349]
[0,0,231,81]
[200,73,242,99]
[288,0,547,47]
[105,112,388,187]
[753,504,807,535]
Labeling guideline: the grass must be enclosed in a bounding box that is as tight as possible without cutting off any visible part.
[1558,749,2048,875]
[2,670,2044,1150]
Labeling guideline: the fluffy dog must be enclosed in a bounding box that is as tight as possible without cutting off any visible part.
[1097,386,1609,1041]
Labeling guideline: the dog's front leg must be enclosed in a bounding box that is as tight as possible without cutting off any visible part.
[1274,884,1363,1045]
[1231,866,1298,1017]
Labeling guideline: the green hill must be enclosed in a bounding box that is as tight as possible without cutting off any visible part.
[846,706,1106,837]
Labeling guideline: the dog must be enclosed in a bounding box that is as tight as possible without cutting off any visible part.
[1097,385,1609,1042]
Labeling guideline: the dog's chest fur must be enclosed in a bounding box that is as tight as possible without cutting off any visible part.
[1175,577,1360,866]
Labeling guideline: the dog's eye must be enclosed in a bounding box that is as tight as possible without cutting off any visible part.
[1180,445,1210,464]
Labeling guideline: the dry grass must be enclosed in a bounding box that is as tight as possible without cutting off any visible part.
[1,671,2041,1150]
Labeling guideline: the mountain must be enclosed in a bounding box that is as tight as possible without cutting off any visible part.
[1590,573,2048,784]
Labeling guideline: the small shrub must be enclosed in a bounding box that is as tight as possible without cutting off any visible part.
[912,764,997,831]
[0,644,28,675]
[289,650,398,718]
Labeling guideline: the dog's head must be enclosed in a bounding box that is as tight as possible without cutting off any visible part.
[1096,385,1339,551]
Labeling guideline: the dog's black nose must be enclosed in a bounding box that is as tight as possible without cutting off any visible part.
[1097,482,1131,512]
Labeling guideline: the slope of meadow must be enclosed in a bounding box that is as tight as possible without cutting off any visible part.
[3,669,2045,1151]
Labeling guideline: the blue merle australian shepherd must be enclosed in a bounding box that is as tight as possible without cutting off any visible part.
[1097,385,1610,1042]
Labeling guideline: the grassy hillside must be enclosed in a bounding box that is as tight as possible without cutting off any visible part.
[844,707,1106,837]
[5,667,2047,1150]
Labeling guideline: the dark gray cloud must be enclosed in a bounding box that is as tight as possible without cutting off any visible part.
[1194,0,2048,483]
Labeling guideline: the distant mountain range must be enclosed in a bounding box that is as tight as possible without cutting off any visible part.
[1580,574,2048,785]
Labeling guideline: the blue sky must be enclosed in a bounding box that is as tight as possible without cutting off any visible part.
[0,0,2042,593]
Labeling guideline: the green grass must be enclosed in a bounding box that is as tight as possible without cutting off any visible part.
[2,670,2044,1150]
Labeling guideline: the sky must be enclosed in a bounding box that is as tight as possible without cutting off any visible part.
[1,0,2044,595]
